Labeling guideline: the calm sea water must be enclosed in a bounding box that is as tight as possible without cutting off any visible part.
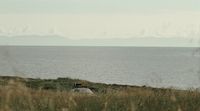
[0,46,200,89]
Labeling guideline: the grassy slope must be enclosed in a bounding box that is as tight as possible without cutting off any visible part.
[0,76,200,111]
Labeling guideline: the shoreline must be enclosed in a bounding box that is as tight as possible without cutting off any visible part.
[0,75,192,93]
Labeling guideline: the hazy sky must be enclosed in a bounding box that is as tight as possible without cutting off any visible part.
[0,0,200,13]
[0,0,200,46]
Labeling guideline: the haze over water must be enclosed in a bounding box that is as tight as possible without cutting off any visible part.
[0,46,199,89]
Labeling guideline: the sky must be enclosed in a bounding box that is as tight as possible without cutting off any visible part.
[0,0,200,46]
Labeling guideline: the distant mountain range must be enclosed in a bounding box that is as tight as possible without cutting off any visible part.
[0,35,199,47]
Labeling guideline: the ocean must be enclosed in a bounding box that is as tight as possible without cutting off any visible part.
[0,46,199,89]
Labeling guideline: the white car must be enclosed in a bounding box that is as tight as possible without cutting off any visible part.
[71,88,94,94]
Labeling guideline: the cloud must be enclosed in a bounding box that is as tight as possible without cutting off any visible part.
[0,12,200,39]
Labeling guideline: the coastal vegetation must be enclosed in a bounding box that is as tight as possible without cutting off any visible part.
[0,76,200,111]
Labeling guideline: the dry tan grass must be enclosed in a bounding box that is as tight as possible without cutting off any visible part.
[0,80,200,111]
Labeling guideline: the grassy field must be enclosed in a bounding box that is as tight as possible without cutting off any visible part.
[0,76,200,111]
